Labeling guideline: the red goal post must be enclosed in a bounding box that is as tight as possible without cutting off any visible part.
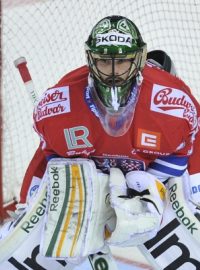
[0,0,200,222]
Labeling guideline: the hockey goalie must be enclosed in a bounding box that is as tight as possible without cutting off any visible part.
[1,15,200,270]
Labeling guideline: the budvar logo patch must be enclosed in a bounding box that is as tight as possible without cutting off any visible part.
[137,128,161,150]
[35,86,70,121]
[151,84,197,129]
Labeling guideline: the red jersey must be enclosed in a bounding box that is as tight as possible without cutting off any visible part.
[20,63,200,202]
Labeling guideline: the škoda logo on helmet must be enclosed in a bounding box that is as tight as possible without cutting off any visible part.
[96,32,132,47]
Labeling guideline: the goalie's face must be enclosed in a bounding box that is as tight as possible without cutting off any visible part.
[91,52,142,108]
[95,57,132,86]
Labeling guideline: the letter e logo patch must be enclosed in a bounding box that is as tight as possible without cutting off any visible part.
[137,128,161,150]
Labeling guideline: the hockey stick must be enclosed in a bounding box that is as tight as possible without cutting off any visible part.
[14,57,38,105]
[14,57,119,270]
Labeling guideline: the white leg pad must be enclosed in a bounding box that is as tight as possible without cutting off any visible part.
[40,158,116,261]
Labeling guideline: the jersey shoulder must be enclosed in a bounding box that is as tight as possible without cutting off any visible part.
[143,63,200,108]
[137,63,200,152]
[34,65,89,123]
[35,65,88,112]
[143,62,191,90]
[143,62,200,109]
[55,65,89,87]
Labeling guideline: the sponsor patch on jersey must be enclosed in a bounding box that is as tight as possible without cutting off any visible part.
[150,84,198,129]
[35,86,70,121]
[136,128,161,150]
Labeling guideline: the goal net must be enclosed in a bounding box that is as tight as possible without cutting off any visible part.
[1,0,200,222]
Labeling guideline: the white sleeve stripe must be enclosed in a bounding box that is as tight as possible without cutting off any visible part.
[147,168,175,179]
[153,159,188,170]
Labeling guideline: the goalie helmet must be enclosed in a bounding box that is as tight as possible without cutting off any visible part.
[85,15,147,136]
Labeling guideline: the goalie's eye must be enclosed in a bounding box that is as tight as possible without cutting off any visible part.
[96,59,112,66]
[96,58,132,76]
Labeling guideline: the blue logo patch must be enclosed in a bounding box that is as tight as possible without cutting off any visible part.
[29,185,39,197]
[192,185,200,194]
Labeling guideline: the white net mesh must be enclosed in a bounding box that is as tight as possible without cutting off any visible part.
[1,0,200,204]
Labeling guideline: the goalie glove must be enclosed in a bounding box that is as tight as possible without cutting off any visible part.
[126,170,166,221]
[107,169,166,247]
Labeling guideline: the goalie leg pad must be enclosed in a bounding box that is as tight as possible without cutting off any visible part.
[0,179,47,263]
[168,175,200,243]
[40,158,116,261]
[89,246,119,270]
[140,175,200,269]
[0,179,76,269]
